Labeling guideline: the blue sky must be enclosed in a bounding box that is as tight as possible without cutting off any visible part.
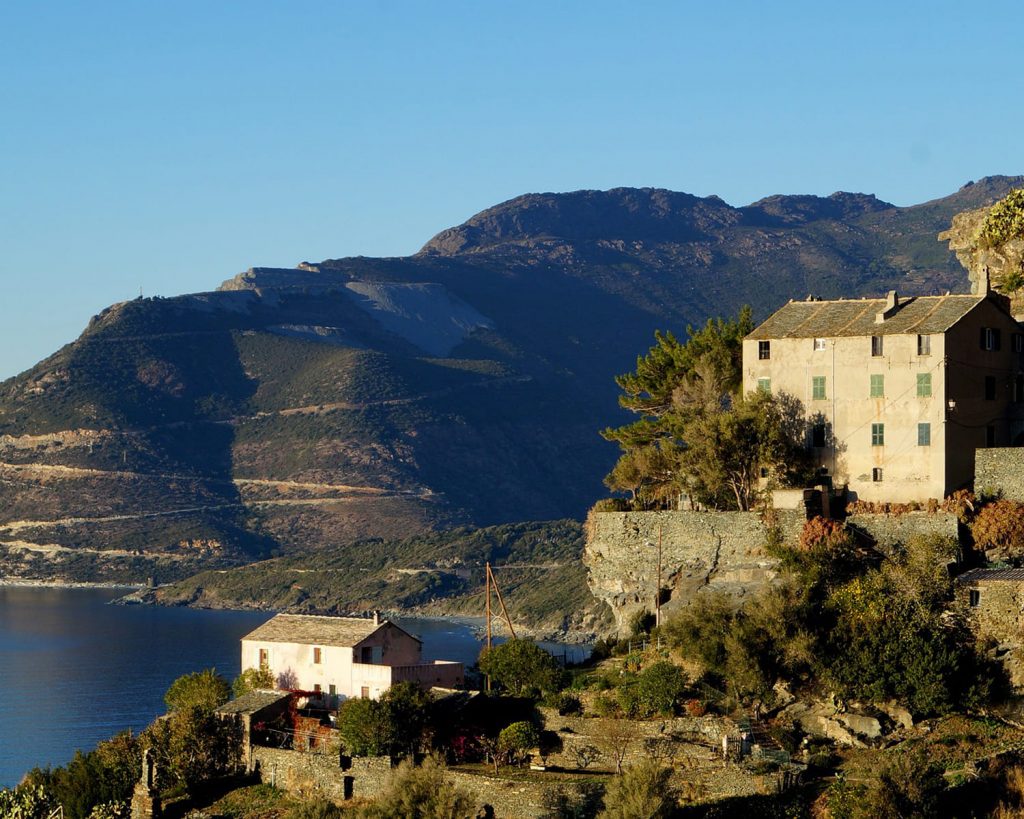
[1,1,1022,379]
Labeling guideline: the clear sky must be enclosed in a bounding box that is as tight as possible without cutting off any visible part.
[1,1,1022,380]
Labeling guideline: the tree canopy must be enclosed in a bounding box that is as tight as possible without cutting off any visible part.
[164,668,231,713]
[478,638,562,697]
[601,308,811,510]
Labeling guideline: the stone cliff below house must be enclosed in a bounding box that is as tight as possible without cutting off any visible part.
[583,510,806,637]
[584,509,961,637]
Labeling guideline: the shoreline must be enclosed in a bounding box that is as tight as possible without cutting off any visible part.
[0,577,143,590]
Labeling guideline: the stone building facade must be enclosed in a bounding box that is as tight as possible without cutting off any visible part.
[744,290,1024,502]
[955,567,1024,687]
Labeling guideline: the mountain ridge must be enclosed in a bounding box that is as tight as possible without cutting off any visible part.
[1,175,1021,584]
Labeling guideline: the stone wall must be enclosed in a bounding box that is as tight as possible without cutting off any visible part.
[583,510,805,636]
[955,572,1024,687]
[975,448,1024,501]
[846,511,960,555]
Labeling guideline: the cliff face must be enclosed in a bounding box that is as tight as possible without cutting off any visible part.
[0,178,1020,583]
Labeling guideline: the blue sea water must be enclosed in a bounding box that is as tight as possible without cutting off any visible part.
[0,586,586,787]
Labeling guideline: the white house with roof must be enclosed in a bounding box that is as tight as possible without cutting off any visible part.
[744,289,1024,502]
[240,613,463,704]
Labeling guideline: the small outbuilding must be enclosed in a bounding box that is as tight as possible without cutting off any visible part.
[955,567,1024,687]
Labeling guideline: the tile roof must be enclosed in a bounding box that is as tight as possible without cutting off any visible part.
[746,294,988,340]
[957,567,1024,583]
[241,613,397,647]
[216,689,291,716]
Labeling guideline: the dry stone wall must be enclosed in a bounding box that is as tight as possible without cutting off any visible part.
[583,510,804,636]
[845,511,959,555]
[975,448,1024,501]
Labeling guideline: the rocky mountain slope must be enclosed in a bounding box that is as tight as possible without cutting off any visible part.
[0,176,1019,583]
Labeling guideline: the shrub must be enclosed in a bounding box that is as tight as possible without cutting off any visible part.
[634,661,687,716]
[971,499,1024,557]
[287,799,343,819]
[541,781,605,819]
[164,668,231,713]
[142,707,242,795]
[363,756,473,819]
[864,751,946,819]
[498,721,540,767]
[478,638,562,697]
[546,691,582,716]
[232,664,275,698]
[599,760,675,819]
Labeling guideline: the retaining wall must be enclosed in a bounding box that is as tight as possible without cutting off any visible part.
[975,448,1024,500]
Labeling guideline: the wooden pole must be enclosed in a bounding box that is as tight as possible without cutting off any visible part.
[485,562,492,692]
[656,524,663,628]
[488,564,517,639]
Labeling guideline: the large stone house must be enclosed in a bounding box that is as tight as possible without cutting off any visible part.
[743,289,1024,502]
[240,613,464,705]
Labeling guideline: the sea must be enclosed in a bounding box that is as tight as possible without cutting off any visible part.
[0,585,587,788]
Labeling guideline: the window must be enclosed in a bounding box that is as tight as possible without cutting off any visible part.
[870,374,884,397]
[757,377,771,394]
[259,648,268,667]
[871,423,885,446]
[918,423,931,446]
[360,646,373,664]
[917,373,932,397]
[813,337,827,351]
[812,423,826,448]
[1015,334,1023,353]
[872,467,883,482]
[758,340,771,360]
[917,334,931,356]
[987,425,996,447]
[985,376,997,401]
[313,647,322,664]
[1016,375,1024,403]
[812,376,826,400]
[981,327,1001,351]
[360,687,370,699]
[871,335,884,356]
[329,684,337,697]
[313,683,321,693]
[969,589,981,608]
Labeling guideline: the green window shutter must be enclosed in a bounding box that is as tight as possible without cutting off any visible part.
[870,374,884,397]
[757,377,771,394]
[812,376,826,400]
[871,423,885,446]
[918,423,931,446]
[917,373,932,397]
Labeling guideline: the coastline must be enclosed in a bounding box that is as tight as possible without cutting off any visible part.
[0,577,143,590]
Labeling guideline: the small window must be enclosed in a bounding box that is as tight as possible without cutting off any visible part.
[313,683,321,693]
[917,373,932,397]
[812,376,826,400]
[313,647,322,664]
[871,423,885,446]
[812,423,826,448]
[871,335,884,356]
[872,467,883,482]
[870,374,884,398]
[759,466,769,478]
[918,423,931,446]
[981,327,1001,351]
[757,377,771,395]
[813,337,827,351]
[1014,334,1023,353]
[987,425,996,447]
[329,684,337,697]
[985,376,997,401]
[259,648,269,667]
[1016,375,1024,403]
[360,646,373,664]
[360,686,370,699]
[969,589,981,608]
[917,334,931,356]
[758,340,771,360]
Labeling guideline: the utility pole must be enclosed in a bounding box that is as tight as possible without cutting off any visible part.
[656,524,663,628]
[485,563,492,692]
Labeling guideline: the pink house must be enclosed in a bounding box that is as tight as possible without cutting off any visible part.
[240,613,463,703]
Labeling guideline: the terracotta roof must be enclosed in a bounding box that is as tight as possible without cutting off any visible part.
[957,568,1024,583]
[746,294,988,340]
[241,613,404,647]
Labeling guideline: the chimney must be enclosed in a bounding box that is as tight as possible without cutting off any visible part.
[979,265,992,296]
[372,611,380,625]
[875,290,900,323]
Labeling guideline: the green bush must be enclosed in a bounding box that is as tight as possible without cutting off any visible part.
[164,668,231,713]
[599,760,675,819]
[361,756,473,819]
[498,721,540,767]
[478,638,563,697]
